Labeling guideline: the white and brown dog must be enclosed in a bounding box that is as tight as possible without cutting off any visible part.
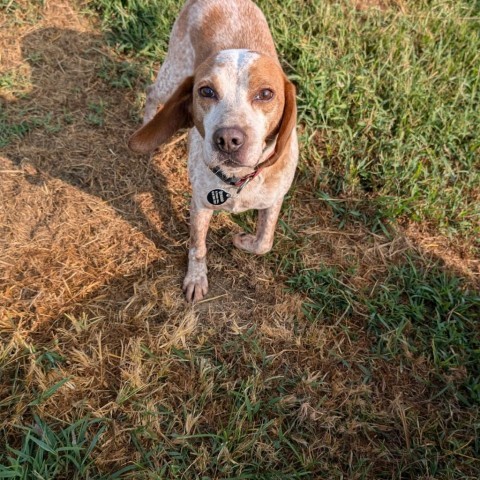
[129,0,298,302]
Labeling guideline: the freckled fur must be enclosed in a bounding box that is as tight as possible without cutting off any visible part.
[130,0,298,302]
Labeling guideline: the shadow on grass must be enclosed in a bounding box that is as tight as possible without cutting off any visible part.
[1,27,184,248]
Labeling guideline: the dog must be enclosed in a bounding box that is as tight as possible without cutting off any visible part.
[129,0,298,302]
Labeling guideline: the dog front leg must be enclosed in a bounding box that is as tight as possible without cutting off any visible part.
[233,198,283,255]
[183,204,213,302]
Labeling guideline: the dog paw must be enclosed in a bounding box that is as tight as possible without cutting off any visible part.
[233,233,272,255]
[182,270,208,303]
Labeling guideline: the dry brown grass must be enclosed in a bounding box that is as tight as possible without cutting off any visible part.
[1,1,479,478]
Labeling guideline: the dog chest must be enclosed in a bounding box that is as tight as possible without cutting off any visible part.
[190,164,281,213]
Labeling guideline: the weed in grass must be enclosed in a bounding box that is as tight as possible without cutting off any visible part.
[86,100,106,127]
[0,113,31,148]
[0,111,67,147]
[0,70,31,99]
[97,58,148,89]
[35,350,65,372]
[288,266,357,322]
[317,190,391,234]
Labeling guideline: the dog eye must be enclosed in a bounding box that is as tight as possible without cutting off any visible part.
[255,89,274,101]
[199,86,217,98]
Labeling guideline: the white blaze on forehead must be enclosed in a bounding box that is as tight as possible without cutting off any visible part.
[215,49,259,71]
[201,49,271,168]
[210,49,260,99]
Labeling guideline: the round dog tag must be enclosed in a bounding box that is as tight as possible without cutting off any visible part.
[207,189,231,205]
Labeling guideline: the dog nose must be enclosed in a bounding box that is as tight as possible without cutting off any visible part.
[213,127,245,153]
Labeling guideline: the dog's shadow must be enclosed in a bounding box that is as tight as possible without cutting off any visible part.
[0,27,197,322]
[13,28,186,242]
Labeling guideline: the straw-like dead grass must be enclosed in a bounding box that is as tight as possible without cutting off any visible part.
[1,0,479,478]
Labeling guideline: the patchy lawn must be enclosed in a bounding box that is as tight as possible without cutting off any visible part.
[1,0,479,478]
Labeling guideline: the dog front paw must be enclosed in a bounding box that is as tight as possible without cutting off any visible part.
[182,266,208,303]
[233,233,272,255]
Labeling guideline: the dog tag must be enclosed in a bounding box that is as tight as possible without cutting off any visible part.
[207,189,231,205]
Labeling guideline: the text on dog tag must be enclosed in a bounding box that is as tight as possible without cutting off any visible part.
[207,189,231,205]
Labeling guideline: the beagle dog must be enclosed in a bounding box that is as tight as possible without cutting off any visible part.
[129,0,298,302]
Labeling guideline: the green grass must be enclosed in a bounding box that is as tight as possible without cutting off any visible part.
[86,100,106,127]
[288,266,357,320]
[0,70,31,97]
[87,0,181,61]
[0,109,68,147]
[0,113,31,148]
[0,0,43,25]
[289,257,480,406]
[97,57,149,89]
[258,0,480,241]
[0,416,133,479]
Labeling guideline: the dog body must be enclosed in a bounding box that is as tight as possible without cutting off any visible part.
[129,0,298,302]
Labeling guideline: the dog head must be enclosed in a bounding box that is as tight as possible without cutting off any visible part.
[129,50,296,171]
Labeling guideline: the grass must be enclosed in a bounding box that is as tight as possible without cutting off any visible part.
[0,109,70,147]
[2,415,97,478]
[86,100,106,126]
[0,70,31,97]
[87,0,181,60]
[289,257,480,406]
[1,0,480,478]
[0,415,134,479]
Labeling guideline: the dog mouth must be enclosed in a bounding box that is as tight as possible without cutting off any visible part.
[209,150,259,171]
[222,157,247,168]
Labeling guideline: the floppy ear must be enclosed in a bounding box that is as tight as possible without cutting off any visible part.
[128,76,194,154]
[271,79,297,161]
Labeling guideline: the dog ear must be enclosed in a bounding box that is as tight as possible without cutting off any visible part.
[128,76,194,154]
[271,79,297,161]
